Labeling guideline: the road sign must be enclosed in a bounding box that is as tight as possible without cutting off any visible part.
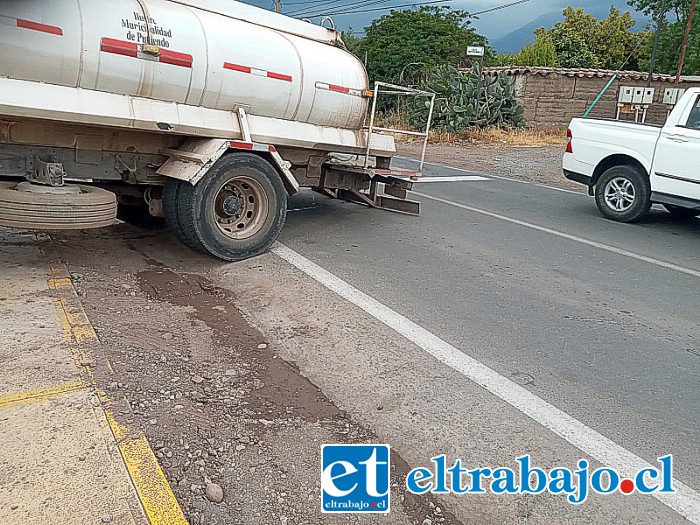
[467,46,485,57]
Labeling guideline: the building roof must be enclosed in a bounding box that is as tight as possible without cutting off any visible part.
[460,66,697,83]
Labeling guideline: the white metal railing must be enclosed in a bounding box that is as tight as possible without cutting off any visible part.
[364,81,436,176]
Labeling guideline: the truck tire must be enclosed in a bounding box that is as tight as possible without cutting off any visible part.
[663,204,700,219]
[0,181,117,230]
[595,165,651,223]
[163,179,206,251]
[169,153,287,261]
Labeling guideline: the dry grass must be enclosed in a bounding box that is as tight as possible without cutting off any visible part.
[374,111,566,148]
[427,127,566,147]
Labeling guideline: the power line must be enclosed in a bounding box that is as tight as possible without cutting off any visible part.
[286,0,359,16]
[283,0,327,5]
[297,0,451,18]
[298,0,395,18]
[288,0,383,17]
[296,0,530,20]
[470,0,530,17]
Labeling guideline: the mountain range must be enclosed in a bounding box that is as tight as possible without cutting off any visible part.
[492,4,651,53]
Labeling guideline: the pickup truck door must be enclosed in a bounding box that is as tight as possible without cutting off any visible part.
[651,94,700,201]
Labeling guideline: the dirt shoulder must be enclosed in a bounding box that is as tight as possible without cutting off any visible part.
[52,226,461,525]
[397,142,584,191]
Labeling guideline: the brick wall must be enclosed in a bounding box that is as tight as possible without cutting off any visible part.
[508,73,700,128]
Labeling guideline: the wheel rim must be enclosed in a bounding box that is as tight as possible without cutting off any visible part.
[213,176,269,240]
[604,177,636,212]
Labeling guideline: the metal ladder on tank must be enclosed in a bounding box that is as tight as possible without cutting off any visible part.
[363,81,436,177]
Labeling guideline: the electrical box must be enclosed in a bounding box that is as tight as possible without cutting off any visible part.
[663,88,676,105]
[632,87,645,105]
[619,86,634,104]
[663,88,686,105]
[643,88,655,105]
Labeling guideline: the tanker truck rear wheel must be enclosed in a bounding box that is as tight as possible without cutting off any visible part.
[167,153,287,261]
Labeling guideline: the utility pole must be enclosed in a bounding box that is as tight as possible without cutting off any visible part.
[648,0,668,87]
[273,0,282,13]
[675,0,697,85]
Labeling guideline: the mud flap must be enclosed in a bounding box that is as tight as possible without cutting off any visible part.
[157,138,230,184]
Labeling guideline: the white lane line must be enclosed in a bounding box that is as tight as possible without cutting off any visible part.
[531,184,587,195]
[272,242,700,523]
[415,191,700,279]
[396,156,529,184]
[417,176,491,183]
[397,156,588,195]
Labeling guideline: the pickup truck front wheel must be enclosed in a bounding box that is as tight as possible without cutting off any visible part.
[595,166,651,223]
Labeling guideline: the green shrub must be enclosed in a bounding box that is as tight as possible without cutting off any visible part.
[409,63,525,131]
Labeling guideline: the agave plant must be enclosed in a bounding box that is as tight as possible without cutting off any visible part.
[409,63,525,131]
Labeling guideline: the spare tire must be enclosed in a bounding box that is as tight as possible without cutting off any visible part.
[0,181,117,230]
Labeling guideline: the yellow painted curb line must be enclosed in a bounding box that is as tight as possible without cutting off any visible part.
[48,262,189,525]
[102,394,192,525]
[0,381,85,409]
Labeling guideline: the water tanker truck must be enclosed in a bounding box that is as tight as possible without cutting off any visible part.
[0,0,433,260]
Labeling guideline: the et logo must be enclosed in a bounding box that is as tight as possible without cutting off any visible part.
[321,444,391,513]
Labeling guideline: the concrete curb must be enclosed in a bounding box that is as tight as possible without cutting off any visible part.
[47,260,189,525]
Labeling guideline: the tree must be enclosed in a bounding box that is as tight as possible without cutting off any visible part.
[596,7,646,69]
[650,14,700,74]
[496,33,559,67]
[342,30,364,61]
[628,0,689,20]
[348,7,490,84]
[543,24,600,68]
[552,6,600,46]
[629,0,700,75]
[529,6,649,70]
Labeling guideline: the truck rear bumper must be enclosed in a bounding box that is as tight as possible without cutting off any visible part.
[563,169,592,186]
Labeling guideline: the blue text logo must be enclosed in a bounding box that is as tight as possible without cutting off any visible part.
[405,454,675,504]
[321,444,391,513]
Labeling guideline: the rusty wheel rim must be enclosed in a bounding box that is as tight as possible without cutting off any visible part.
[213,176,269,240]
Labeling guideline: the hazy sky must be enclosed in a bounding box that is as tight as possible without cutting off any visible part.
[243,0,648,46]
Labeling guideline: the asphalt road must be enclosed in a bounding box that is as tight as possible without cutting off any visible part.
[37,155,700,524]
[272,157,700,523]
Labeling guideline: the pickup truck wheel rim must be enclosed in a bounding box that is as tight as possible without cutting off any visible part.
[213,176,269,240]
[604,177,635,212]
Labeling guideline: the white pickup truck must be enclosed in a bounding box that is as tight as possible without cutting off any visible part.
[563,87,700,222]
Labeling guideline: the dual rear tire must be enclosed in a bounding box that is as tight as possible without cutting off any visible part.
[164,153,287,261]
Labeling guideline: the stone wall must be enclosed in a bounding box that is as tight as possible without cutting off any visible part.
[508,73,700,128]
